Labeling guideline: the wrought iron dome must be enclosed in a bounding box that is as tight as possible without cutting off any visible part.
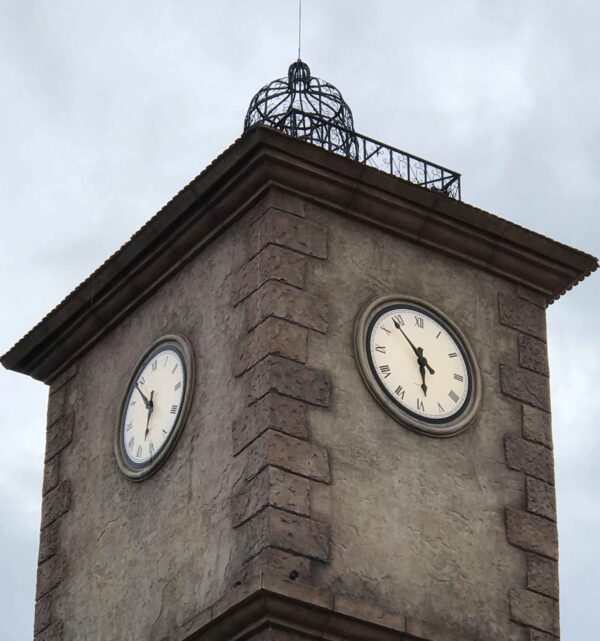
[244,60,357,157]
[244,60,462,200]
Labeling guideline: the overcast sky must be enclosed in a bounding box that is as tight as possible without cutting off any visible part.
[1,1,598,639]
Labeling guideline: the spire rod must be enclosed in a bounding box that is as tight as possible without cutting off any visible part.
[298,0,302,60]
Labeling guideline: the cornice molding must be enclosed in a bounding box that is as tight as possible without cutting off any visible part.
[176,574,473,641]
[2,125,596,383]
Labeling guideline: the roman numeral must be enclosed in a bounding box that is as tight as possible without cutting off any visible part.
[437,402,445,413]
[453,373,464,382]
[448,352,458,358]
[139,376,145,385]
[174,381,182,391]
[128,436,135,450]
[129,400,136,406]
[162,429,168,436]
[170,405,178,414]
[172,363,179,374]
[380,325,391,335]
[393,314,404,327]
[136,445,142,458]
[379,365,391,378]
[416,398,425,411]
[436,331,441,339]
[414,316,424,328]
[163,355,169,367]
[148,442,154,456]
[151,360,158,372]
[125,422,133,432]
[394,385,405,399]
[375,345,386,353]
[448,390,460,403]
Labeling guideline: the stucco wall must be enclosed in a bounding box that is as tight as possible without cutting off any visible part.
[52,219,247,640]
[307,206,529,641]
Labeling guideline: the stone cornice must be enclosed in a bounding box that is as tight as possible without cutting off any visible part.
[2,125,597,383]
[176,574,473,641]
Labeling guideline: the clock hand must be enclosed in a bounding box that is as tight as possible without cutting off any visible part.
[392,318,421,358]
[419,362,428,396]
[144,391,154,440]
[416,346,435,376]
[135,383,153,410]
[392,318,436,375]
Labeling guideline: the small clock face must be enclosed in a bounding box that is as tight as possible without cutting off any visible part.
[115,335,194,480]
[355,296,481,437]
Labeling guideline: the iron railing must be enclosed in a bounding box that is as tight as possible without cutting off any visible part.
[260,109,461,200]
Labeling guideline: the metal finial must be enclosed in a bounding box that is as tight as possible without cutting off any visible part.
[298,0,302,60]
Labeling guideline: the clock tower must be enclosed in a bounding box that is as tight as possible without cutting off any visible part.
[3,60,597,641]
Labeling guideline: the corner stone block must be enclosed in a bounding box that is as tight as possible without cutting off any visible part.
[46,386,66,428]
[242,430,330,484]
[45,414,74,462]
[522,405,553,449]
[519,334,549,376]
[239,506,330,562]
[246,356,330,408]
[42,457,60,497]
[529,630,559,641]
[232,392,309,455]
[506,510,558,559]
[34,621,63,641]
[236,318,308,376]
[527,554,559,600]
[245,281,328,334]
[232,466,311,527]
[36,555,67,600]
[499,293,547,340]
[526,477,557,522]
[38,520,60,565]
[234,245,306,304]
[49,363,77,395]
[34,592,54,635]
[505,435,554,484]
[509,589,559,636]
[250,209,327,259]
[233,548,312,587]
[500,365,550,412]
[41,480,72,529]
[517,286,547,309]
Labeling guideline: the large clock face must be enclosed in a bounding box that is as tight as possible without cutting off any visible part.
[115,335,194,480]
[355,296,481,437]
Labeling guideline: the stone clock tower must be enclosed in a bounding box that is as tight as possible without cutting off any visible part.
[3,61,597,641]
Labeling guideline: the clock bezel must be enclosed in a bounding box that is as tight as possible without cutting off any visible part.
[354,294,482,438]
[115,334,195,481]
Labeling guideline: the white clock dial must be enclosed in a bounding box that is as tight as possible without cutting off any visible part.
[355,296,481,437]
[116,336,193,480]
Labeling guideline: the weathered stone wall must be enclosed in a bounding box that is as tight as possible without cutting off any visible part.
[302,204,556,640]
[33,185,559,641]
[33,206,251,640]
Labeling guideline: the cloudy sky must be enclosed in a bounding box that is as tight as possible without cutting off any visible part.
[1,1,598,638]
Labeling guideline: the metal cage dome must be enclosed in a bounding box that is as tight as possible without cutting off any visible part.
[244,60,358,158]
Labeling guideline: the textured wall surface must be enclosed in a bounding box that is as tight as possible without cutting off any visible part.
[305,205,543,641]
[44,217,248,641]
[34,183,558,641]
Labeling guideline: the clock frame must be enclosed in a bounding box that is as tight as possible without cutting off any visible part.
[354,294,482,437]
[115,334,195,480]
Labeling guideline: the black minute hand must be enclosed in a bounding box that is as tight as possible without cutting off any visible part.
[135,383,153,410]
[392,318,435,375]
